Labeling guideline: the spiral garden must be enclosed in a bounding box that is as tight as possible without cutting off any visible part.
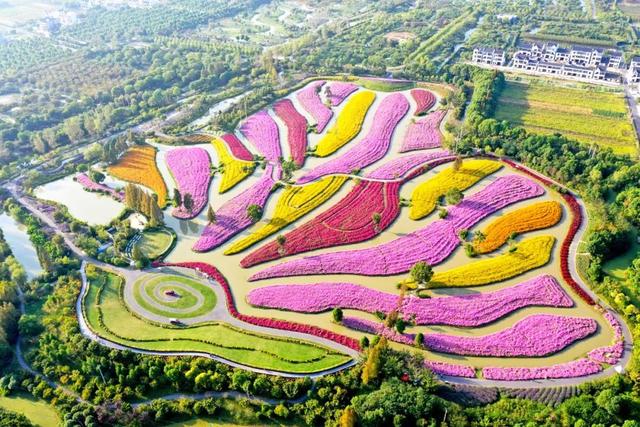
[85,79,628,380]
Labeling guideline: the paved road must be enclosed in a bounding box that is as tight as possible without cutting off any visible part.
[623,84,640,156]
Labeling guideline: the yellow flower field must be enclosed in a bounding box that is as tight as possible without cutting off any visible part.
[315,91,376,157]
[409,159,502,220]
[474,201,563,254]
[224,175,348,254]
[427,235,556,288]
[107,145,168,207]
[212,137,256,194]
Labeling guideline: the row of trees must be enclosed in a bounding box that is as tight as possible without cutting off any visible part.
[124,184,164,227]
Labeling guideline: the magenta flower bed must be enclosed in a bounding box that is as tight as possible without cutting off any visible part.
[239,111,281,163]
[297,93,410,184]
[75,173,124,202]
[424,360,476,378]
[399,110,447,152]
[424,314,597,357]
[604,311,623,338]
[588,341,623,365]
[250,175,542,280]
[327,81,358,106]
[296,80,332,133]
[342,316,415,346]
[166,147,212,219]
[410,89,436,115]
[273,99,308,167]
[247,275,573,327]
[364,150,453,180]
[483,358,602,380]
[192,165,277,252]
[241,180,401,268]
[220,133,254,161]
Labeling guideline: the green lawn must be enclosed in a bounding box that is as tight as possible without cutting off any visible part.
[603,231,639,281]
[84,268,350,373]
[355,77,415,92]
[135,228,175,259]
[494,81,638,155]
[0,393,60,427]
[133,273,217,319]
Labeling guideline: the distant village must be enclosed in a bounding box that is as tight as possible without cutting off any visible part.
[472,42,640,84]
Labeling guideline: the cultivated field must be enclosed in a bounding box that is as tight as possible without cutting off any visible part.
[494,80,638,155]
[53,78,627,380]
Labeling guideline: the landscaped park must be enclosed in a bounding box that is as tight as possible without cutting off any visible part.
[36,78,630,383]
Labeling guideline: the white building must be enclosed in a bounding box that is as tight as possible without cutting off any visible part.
[472,47,506,66]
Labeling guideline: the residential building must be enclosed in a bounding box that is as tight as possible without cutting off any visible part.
[472,46,506,65]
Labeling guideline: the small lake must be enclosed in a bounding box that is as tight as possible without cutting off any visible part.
[34,175,125,226]
[0,213,42,279]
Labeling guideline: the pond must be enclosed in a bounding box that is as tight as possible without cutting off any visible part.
[34,175,125,226]
[0,212,42,279]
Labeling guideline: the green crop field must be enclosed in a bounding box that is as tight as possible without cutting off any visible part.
[84,268,349,373]
[0,393,59,427]
[494,81,638,155]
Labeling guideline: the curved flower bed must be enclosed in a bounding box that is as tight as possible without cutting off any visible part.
[342,316,414,345]
[246,275,573,327]
[273,99,308,167]
[239,110,281,163]
[424,314,597,357]
[474,201,563,254]
[410,88,437,115]
[107,145,168,207]
[75,173,124,202]
[482,358,602,380]
[241,180,401,268]
[251,175,543,280]
[501,158,595,305]
[166,147,212,219]
[296,80,333,133]
[315,91,376,157]
[399,110,447,152]
[364,150,453,180]
[327,81,358,106]
[588,342,623,365]
[220,133,253,162]
[428,235,556,288]
[424,360,476,378]
[212,137,255,194]
[193,165,277,252]
[153,261,360,351]
[298,93,409,184]
[224,175,348,255]
[410,159,503,220]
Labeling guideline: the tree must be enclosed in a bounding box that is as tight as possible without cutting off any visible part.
[173,189,182,207]
[206,205,216,224]
[332,308,343,322]
[247,204,263,223]
[410,261,433,285]
[473,230,486,243]
[339,406,357,427]
[361,337,386,385]
[452,156,463,171]
[445,188,463,205]
[372,212,382,231]
[183,193,194,213]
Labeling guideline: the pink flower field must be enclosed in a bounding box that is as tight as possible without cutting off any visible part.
[483,359,603,381]
[400,110,447,152]
[249,175,543,279]
[423,314,597,357]
[193,165,277,252]
[297,93,410,184]
[239,111,281,163]
[410,88,437,115]
[166,147,212,219]
[327,81,358,106]
[364,150,453,180]
[76,173,124,202]
[220,133,254,161]
[246,275,573,327]
[296,80,333,133]
[273,99,308,167]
